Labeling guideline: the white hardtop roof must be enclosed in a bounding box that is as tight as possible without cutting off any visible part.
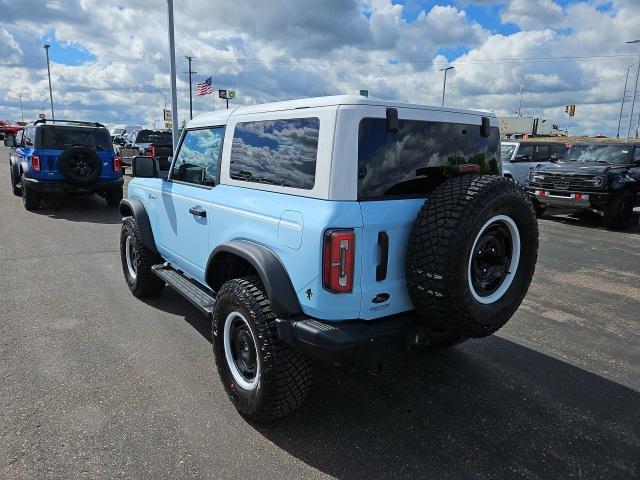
[187,95,495,129]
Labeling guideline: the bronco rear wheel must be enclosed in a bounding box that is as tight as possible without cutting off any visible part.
[120,217,165,297]
[212,276,312,423]
[21,181,41,211]
[406,175,538,338]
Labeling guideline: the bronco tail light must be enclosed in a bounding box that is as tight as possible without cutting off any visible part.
[147,145,156,157]
[323,229,355,294]
[113,156,121,172]
[31,155,41,172]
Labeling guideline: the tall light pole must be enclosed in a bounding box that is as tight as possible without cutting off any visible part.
[43,44,54,120]
[439,66,454,108]
[166,0,179,152]
[19,92,24,122]
[616,65,632,138]
[626,40,640,140]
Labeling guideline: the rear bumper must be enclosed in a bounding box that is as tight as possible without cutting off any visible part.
[276,312,428,371]
[23,176,124,193]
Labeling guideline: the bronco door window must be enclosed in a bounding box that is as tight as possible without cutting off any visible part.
[171,127,224,187]
[229,118,319,190]
[357,118,500,200]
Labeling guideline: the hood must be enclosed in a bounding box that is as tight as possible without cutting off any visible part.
[532,162,623,175]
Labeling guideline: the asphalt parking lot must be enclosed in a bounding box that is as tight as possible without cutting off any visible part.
[0,145,638,479]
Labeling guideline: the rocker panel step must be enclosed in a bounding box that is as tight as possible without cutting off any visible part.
[152,264,216,315]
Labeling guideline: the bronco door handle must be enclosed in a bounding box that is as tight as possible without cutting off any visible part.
[376,231,389,281]
[189,206,206,218]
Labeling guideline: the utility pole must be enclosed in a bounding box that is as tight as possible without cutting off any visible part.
[166,0,179,151]
[626,40,640,140]
[439,66,454,108]
[43,44,54,120]
[518,86,524,117]
[184,56,196,120]
[617,65,632,138]
[19,92,24,122]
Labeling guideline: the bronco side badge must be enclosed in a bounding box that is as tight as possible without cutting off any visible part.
[372,293,390,304]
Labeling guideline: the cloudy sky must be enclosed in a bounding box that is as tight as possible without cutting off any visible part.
[1,0,639,136]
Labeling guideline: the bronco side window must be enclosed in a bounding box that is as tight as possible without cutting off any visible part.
[171,127,224,187]
[229,118,319,190]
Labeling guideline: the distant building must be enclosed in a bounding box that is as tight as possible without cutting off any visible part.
[499,117,565,139]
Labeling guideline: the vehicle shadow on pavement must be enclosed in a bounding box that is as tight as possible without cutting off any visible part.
[255,338,640,479]
[33,194,122,225]
[137,290,640,479]
[142,288,213,342]
[542,209,640,234]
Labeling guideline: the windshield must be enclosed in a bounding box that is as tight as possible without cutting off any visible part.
[501,144,516,160]
[39,126,113,151]
[137,130,172,144]
[564,145,631,164]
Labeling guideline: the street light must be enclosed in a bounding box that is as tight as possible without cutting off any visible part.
[166,0,179,151]
[43,44,54,120]
[439,66,454,108]
[616,65,633,138]
[625,40,640,140]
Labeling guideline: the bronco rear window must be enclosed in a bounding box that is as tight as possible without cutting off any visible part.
[38,126,112,151]
[357,118,500,200]
[229,118,319,190]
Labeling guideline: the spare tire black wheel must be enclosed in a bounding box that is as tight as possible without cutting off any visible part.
[58,146,103,187]
[406,175,538,339]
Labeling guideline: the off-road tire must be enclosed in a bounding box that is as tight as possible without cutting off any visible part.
[105,187,124,207]
[58,146,103,187]
[406,175,538,338]
[212,276,312,423]
[10,168,21,196]
[603,191,634,230]
[532,198,546,218]
[21,181,41,211]
[120,217,165,297]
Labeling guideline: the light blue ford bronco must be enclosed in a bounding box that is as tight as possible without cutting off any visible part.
[119,95,538,422]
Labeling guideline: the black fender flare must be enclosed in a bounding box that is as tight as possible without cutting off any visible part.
[119,197,158,253]
[206,240,301,316]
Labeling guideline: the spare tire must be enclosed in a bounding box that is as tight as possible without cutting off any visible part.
[406,175,538,338]
[58,146,103,186]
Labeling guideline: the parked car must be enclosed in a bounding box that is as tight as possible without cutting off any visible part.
[0,119,23,141]
[109,124,142,142]
[5,119,123,210]
[119,95,538,423]
[502,140,568,185]
[528,142,640,229]
[118,129,173,170]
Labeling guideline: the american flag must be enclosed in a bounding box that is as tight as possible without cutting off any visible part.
[196,77,213,96]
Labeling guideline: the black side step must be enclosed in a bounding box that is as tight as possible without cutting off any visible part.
[152,264,216,315]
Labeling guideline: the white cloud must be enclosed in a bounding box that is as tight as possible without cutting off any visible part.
[0,0,638,137]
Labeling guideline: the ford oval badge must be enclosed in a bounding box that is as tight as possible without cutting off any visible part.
[372,293,390,304]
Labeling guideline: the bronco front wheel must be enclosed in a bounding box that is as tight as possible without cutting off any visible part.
[212,276,312,423]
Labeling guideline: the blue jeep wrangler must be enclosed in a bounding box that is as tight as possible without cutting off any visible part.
[5,119,123,210]
[119,96,538,422]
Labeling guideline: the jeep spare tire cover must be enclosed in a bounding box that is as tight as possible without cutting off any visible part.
[406,175,538,338]
[58,146,103,186]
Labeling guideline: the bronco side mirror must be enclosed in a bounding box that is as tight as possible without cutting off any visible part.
[3,137,15,147]
[131,156,159,178]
